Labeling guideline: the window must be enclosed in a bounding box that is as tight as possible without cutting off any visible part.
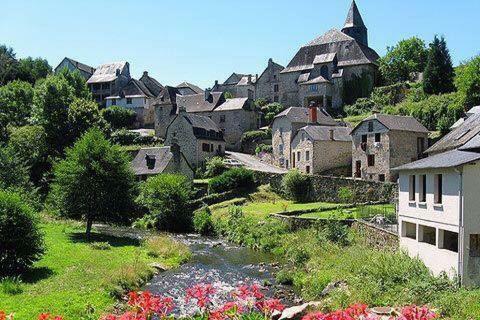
[306,150,310,161]
[292,152,296,168]
[434,174,443,204]
[361,135,367,143]
[217,145,222,153]
[409,175,416,201]
[274,84,279,92]
[279,144,284,154]
[417,137,425,157]
[419,225,436,246]
[111,99,116,106]
[367,154,375,167]
[309,84,318,92]
[273,75,277,80]
[368,121,373,132]
[202,143,212,152]
[273,96,279,102]
[379,174,385,182]
[126,97,132,104]
[320,65,329,79]
[375,133,381,143]
[419,174,426,202]
[402,222,417,239]
[306,166,310,174]
[220,115,226,123]
[470,234,480,257]
[102,83,110,90]
[144,98,147,104]
[439,230,458,252]
[355,161,361,178]
[210,144,214,152]
[297,151,301,161]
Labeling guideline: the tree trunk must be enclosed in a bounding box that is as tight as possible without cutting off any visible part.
[86,218,93,241]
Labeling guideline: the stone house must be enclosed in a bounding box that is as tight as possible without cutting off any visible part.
[131,144,194,181]
[87,61,131,107]
[54,57,95,80]
[164,108,226,168]
[212,73,257,99]
[255,59,285,103]
[291,125,352,175]
[176,82,204,96]
[272,105,339,169]
[351,113,429,182]
[394,112,480,286]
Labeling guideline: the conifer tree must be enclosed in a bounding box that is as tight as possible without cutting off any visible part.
[423,36,455,94]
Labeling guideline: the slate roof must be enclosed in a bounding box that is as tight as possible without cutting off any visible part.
[343,0,366,29]
[299,125,352,142]
[177,82,204,94]
[467,105,480,115]
[87,61,128,84]
[274,107,338,126]
[297,73,311,83]
[176,92,224,113]
[223,73,246,85]
[313,53,337,64]
[237,75,257,86]
[393,149,480,171]
[131,147,174,176]
[352,114,429,134]
[301,75,330,85]
[281,28,379,74]
[110,78,154,99]
[426,113,480,154]
[182,114,225,141]
[57,57,95,76]
[214,98,250,111]
[139,72,163,96]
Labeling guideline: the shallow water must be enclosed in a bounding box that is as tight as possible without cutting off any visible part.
[145,234,287,315]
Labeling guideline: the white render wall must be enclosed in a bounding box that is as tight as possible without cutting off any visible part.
[106,96,147,109]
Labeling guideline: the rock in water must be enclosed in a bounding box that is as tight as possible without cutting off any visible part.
[278,302,322,320]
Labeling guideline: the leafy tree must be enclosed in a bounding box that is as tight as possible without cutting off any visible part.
[57,67,91,100]
[136,174,193,232]
[204,156,227,178]
[0,45,18,86]
[68,98,104,141]
[423,36,455,95]
[0,190,44,276]
[16,57,52,84]
[344,98,375,116]
[208,168,255,194]
[224,91,235,99]
[50,129,137,239]
[101,106,137,129]
[262,102,287,125]
[0,146,30,191]
[282,170,312,203]
[0,80,34,141]
[455,55,480,108]
[379,37,428,85]
[7,125,48,185]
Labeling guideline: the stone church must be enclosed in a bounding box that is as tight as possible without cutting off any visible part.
[213,1,380,113]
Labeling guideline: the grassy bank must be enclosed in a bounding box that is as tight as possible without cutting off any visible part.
[0,218,190,319]
[208,189,480,319]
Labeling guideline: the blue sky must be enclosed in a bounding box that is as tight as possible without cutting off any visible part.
[2,0,479,89]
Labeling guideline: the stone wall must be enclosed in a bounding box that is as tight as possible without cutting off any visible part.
[351,220,398,251]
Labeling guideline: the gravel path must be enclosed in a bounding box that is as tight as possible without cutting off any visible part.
[226,151,287,174]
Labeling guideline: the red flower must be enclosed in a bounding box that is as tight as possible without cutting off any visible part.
[38,314,51,320]
[256,299,285,316]
[399,305,438,320]
[186,283,216,310]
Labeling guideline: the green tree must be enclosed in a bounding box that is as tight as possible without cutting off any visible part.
[282,169,312,203]
[57,67,91,100]
[0,45,18,86]
[0,80,34,141]
[423,36,455,95]
[379,37,428,85]
[136,174,192,232]
[17,57,52,84]
[101,106,137,130]
[0,190,44,276]
[262,102,286,125]
[455,55,480,108]
[50,129,136,239]
[68,98,104,141]
[0,146,31,191]
[204,156,227,178]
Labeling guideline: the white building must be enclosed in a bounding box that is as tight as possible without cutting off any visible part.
[394,113,480,286]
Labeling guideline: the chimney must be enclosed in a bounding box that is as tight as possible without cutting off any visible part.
[308,101,318,124]
[268,58,273,66]
[143,71,148,77]
[329,129,334,140]
[204,87,212,101]
[247,75,252,84]
[214,80,218,86]
[171,140,181,165]
[145,154,156,170]
[115,68,120,76]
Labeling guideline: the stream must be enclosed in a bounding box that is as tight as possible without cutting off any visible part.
[145,234,296,316]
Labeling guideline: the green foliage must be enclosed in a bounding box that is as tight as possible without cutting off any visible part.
[0,80,34,141]
[370,83,409,109]
[423,36,455,95]
[0,276,23,295]
[224,91,235,99]
[49,128,137,237]
[282,170,312,203]
[0,190,44,276]
[255,144,273,155]
[344,98,375,116]
[136,173,193,232]
[208,168,255,194]
[241,130,269,144]
[89,242,112,250]
[204,156,227,178]
[101,106,137,130]
[16,57,52,84]
[67,98,104,142]
[455,55,480,108]
[379,37,428,84]
[0,44,19,86]
[254,98,268,108]
[343,71,374,106]
[261,102,287,125]
[193,206,215,235]
[337,187,354,203]
[56,67,91,100]
[0,146,31,191]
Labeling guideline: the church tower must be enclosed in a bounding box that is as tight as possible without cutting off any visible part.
[341,0,368,47]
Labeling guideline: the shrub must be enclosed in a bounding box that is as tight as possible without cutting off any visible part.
[208,168,255,194]
[136,174,193,231]
[338,187,354,203]
[344,98,375,116]
[193,207,215,235]
[241,130,269,145]
[204,157,227,178]
[0,190,44,276]
[255,144,273,155]
[281,170,312,203]
[101,106,136,129]
[110,128,140,145]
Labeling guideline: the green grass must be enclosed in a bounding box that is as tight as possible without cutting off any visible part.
[0,219,189,319]
[338,113,371,127]
[300,204,396,219]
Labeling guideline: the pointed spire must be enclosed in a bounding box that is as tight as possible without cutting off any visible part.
[343,0,366,29]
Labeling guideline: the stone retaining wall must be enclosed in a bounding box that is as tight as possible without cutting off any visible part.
[351,220,399,251]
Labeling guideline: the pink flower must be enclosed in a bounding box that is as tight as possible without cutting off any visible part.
[399,305,438,320]
[256,299,285,315]
[186,283,216,310]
